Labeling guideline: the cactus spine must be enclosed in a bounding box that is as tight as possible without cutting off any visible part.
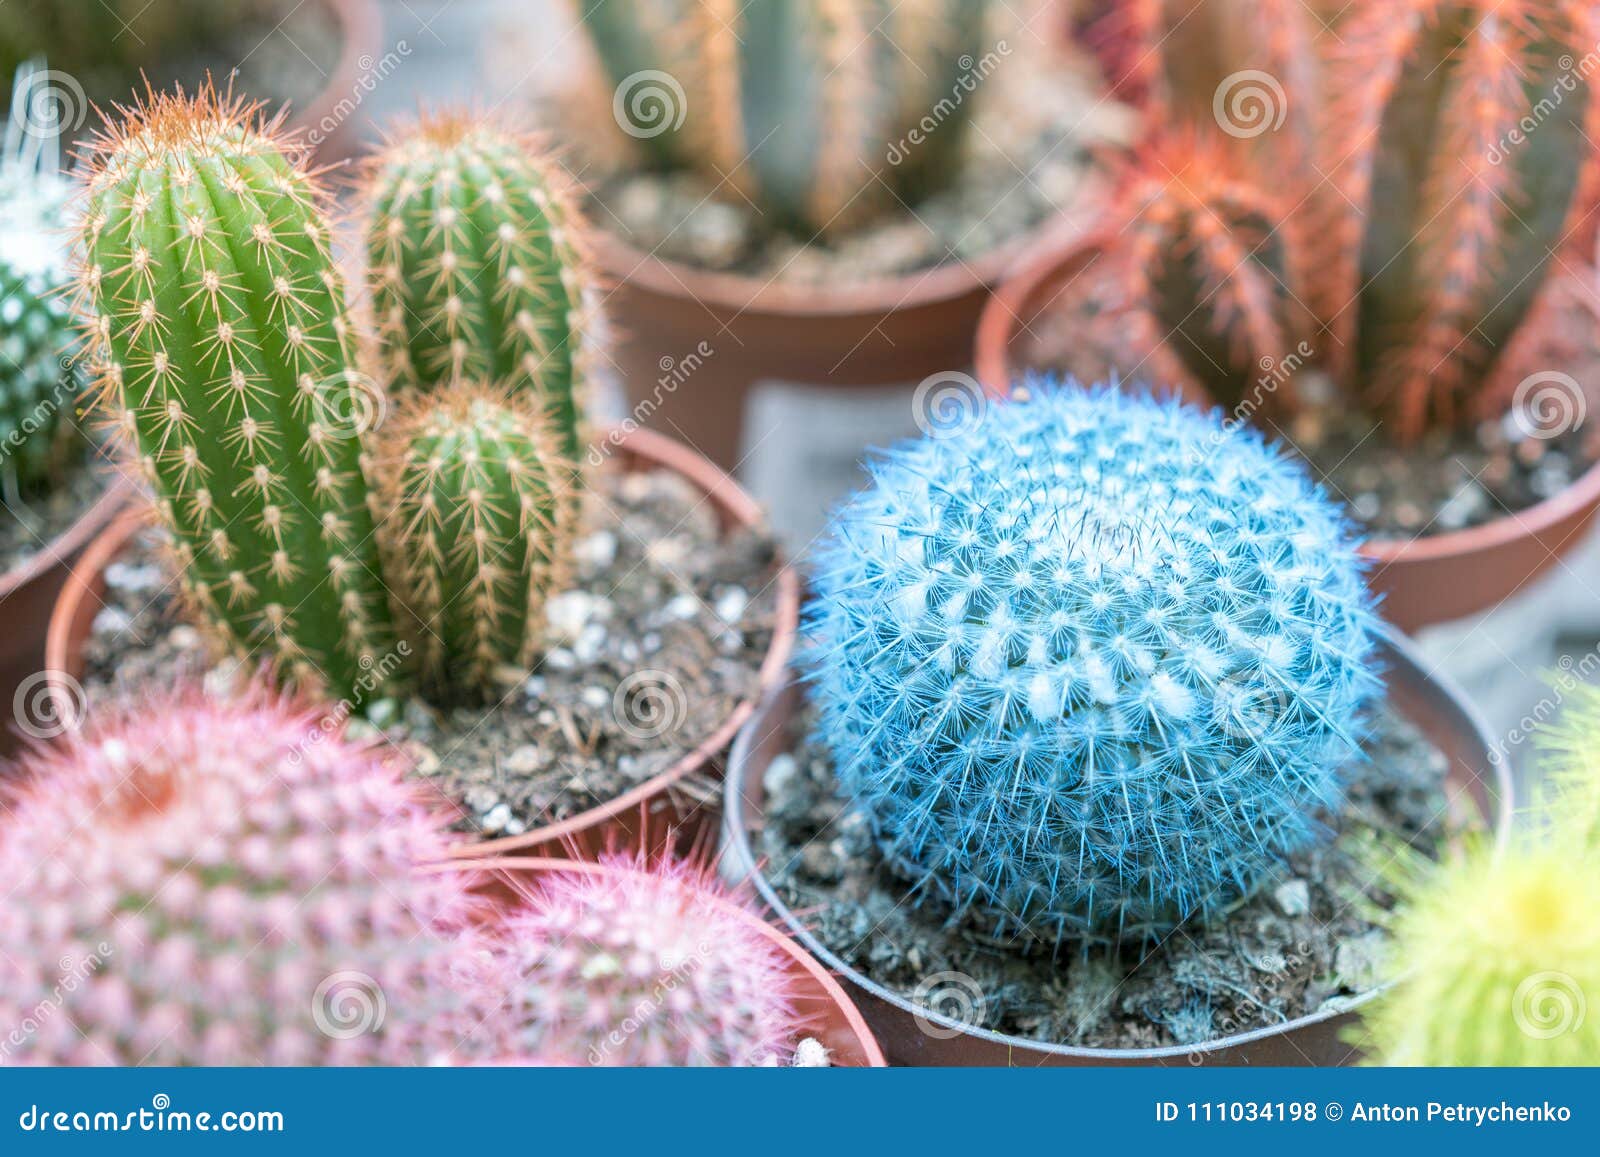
[580,0,991,234]
[362,114,592,460]
[375,382,577,701]
[77,87,398,701]
[0,60,79,495]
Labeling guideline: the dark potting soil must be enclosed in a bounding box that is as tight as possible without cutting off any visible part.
[1288,403,1591,539]
[759,706,1473,1052]
[1014,257,1600,542]
[80,466,783,838]
[0,462,104,577]
[563,44,1129,283]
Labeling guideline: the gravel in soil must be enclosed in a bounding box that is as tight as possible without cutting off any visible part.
[759,705,1477,1051]
[0,463,104,577]
[562,45,1131,283]
[81,466,783,838]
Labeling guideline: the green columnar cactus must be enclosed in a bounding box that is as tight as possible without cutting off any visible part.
[77,87,399,701]
[362,114,592,461]
[375,382,577,701]
[0,60,79,494]
[580,0,991,234]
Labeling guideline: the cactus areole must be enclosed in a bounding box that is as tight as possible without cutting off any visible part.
[807,381,1382,943]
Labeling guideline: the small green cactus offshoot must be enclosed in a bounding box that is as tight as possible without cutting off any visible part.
[0,60,80,498]
[375,382,578,702]
[579,0,992,235]
[362,113,592,461]
[77,86,400,702]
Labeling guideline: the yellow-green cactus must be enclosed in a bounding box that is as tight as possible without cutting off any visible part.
[1358,835,1600,1066]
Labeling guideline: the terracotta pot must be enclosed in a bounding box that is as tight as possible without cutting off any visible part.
[439,857,886,1067]
[721,631,1513,1067]
[974,237,1600,634]
[0,477,133,758]
[290,0,386,165]
[593,205,1098,474]
[46,427,799,861]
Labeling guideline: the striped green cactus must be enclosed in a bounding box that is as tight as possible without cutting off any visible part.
[580,0,991,233]
[0,61,80,494]
[362,114,591,461]
[77,87,400,702]
[374,382,577,702]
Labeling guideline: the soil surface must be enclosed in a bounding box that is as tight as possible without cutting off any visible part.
[564,46,1129,283]
[759,704,1478,1053]
[1012,257,1600,541]
[80,466,783,838]
[0,463,104,577]
[1290,404,1590,540]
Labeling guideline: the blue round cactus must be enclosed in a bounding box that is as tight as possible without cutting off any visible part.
[806,379,1383,943]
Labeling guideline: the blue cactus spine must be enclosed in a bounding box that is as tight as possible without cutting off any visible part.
[805,380,1383,943]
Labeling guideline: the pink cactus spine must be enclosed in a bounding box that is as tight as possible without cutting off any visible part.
[494,858,799,1066]
[0,687,510,1066]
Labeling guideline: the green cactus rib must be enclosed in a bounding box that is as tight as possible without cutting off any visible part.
[375,382,576,702]
[581,0,989,233]
[365,115,590,461]
[80,91,398,701]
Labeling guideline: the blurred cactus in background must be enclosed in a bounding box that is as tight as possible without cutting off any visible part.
[1358,836,1600,1065]
[1064,1,1600,443]
[0,687,506,1065]
[1093,134,1306,413]
[361,113,594,461]
[76,85,400,702]
[493,858,798,1066]
[0,60,81,499]
[1071,0,1317,167]
[374,382,578,703]
[578,0,992,234]
[806,381,1381,942]
[0,1,249,85]
[1319,1,1600,439]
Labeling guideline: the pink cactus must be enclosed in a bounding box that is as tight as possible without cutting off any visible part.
[0,687,509,1065]
[494,859,799,1066]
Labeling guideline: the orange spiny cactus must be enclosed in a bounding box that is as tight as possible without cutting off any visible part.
[1071,0,1319,173]
[1099,135,1308,414]
[1319,0,1600,439]
[1073,0,1600,443]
